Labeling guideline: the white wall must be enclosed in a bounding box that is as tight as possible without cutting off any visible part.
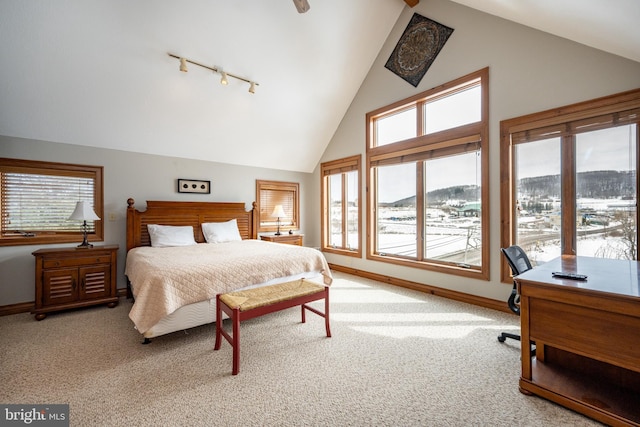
[0,136,314,305]
[317,0,640,301]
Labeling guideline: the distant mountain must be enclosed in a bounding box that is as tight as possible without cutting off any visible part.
[382,185,481,207]
[382,195,416,207]
[428,185,481,203]
[520,170,635,199]
[382,170,635,207]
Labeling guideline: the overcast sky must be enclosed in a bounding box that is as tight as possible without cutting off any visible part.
[517,124,636,179]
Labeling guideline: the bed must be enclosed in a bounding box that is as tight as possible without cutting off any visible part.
[124,198,332,342]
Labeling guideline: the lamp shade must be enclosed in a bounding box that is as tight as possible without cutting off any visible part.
[69,201,100,221]
[271,205,286,218]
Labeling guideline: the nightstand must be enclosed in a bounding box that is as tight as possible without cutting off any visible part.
[260,234,304,246]
[32,245,119,320]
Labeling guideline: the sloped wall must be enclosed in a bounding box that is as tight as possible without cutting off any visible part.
[317,0,640,302]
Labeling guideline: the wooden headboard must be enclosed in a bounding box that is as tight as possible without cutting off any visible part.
[126,198,258,252]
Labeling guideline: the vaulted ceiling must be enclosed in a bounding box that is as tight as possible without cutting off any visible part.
[1,1,638,172]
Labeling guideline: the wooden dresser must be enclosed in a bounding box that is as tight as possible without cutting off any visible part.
[260,234,303,246]
[32,245,119,320]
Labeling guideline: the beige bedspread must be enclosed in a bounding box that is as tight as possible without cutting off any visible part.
[125,240,332,334]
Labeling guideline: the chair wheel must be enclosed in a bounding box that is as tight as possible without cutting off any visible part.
[498,336,506,342]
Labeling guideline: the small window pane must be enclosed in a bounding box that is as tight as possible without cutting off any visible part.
[346,170,359,250]
[514,138,562,264]
[424,151,482,265]
[375,107,416,147]
[576,125,637,260]
[376,163,416,257]
[424,85,481,134]
[329,174,342,248]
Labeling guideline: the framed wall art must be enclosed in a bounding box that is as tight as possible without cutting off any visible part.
[177,179,211,194]
[385,13,454,87]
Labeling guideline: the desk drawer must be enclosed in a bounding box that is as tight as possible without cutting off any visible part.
[529,298,640,373]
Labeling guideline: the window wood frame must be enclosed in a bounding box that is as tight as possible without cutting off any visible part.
[366,67,490,280]
[256,179,300,233]
[0,158,104,247]
[499,88,640,283]
[320,155,362,257]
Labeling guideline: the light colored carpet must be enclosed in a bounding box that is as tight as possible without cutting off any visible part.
[0,272,603,426]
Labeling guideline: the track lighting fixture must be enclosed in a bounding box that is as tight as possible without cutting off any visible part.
[169,53,258,94]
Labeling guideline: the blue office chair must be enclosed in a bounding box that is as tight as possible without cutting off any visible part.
[498,245,532,344]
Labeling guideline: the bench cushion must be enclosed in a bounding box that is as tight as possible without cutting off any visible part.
[219,279,325,312]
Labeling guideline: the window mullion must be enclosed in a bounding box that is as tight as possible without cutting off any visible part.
[341,173,348,249]
[636,122,640,261]
[416,161,424,261]
[417,102,425,137]
[561,135,577,255]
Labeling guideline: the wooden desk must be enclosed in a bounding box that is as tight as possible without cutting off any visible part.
[515,255,640,426]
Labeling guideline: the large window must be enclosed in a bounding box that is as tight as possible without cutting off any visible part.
[321,155,361,257]
[500,89,640,280]
[366,68,489,279]
[0,158,104,246]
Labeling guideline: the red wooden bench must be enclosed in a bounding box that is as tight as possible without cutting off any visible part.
[214,279,331,375]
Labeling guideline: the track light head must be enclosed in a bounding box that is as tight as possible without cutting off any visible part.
[249,82,256,94]
[220,71,228,85]
[293,0,310,13]
[179,58,188,72]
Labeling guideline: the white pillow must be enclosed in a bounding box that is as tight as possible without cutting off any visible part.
[202,219,242,243]
[147,224,197,247]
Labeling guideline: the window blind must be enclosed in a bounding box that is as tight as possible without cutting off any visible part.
[1,172,96,234]
[321,156,360,176]
[511,107,640,145]
[369,136,481,167]
[260,189,294,224]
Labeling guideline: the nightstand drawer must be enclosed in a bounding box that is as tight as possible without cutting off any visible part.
[260,234,303,246]
[43,255,112,269]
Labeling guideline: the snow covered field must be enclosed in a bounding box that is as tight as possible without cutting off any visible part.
[353,201,636,264]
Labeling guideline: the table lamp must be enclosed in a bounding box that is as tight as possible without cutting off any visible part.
[271,205,286,236]
[69,201,100,248]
